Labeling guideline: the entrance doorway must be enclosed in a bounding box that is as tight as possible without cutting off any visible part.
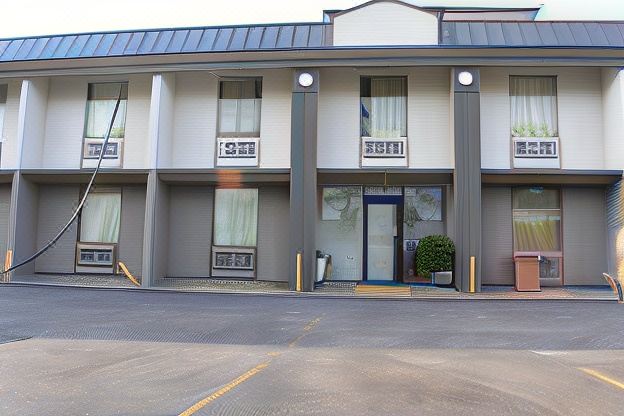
[363,193,403,281]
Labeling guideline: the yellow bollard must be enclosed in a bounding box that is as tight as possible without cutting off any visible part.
[469,256,476,293]
[296,252,302,292]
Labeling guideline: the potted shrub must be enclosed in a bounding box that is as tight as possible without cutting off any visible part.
[415,235,455,286]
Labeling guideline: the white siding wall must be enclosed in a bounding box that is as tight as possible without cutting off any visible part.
[601,68,624,171]
[1,80,23,169]
[480,67,605,170]
[333,2,439,46]
[318,67,452,169]
[123,75,152,169]
[167,69,291,169]
[40,74,152,169]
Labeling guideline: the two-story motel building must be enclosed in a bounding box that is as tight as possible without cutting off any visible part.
[0,0,623,292]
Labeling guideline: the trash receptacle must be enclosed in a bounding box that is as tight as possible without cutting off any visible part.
[514,252,541,292]
[316,251,332,282]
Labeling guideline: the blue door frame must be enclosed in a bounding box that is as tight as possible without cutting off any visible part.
[362,194,404,282]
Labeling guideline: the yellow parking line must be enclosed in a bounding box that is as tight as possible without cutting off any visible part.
[178,362,269,416]
[579,368,624,390]
[288,315,323,348]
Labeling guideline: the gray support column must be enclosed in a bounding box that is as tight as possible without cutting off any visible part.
[140,74,174,287]
[141,170,169,287]
[289,69,319,292]
[452,68,482,292]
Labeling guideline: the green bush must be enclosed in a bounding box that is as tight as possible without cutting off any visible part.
[415,235,455,277]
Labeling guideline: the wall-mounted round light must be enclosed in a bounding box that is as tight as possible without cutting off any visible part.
[458,71,473,86]
[298,72,314,87]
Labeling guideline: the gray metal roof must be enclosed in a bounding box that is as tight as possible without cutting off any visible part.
[0,23,328,62]
[441,21,624,47]
[1,20,624,64]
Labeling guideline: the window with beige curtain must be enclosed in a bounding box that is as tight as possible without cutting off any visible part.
[360,77,407,138]
[218,79,262,137]
[84,83,128,139]
[510,76,558,137]
[214,188,258,247]
[512,187,561,252]
[80,192,122,243]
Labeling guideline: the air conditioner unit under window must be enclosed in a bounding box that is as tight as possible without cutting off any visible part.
[76,242,116,274]
[361,137,407,167]
[216,137,259,167]
[513,137,560,169]
[82,137,123,168]
[211,246,256,278]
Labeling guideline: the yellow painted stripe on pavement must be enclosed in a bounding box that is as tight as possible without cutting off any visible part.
[179,362,269,416]
[579,368,624,390]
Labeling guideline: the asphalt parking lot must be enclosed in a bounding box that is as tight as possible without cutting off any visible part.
[1,285,623,415]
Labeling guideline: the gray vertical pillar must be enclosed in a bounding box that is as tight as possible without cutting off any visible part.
[452,68,482,292]
[289,69,319,292]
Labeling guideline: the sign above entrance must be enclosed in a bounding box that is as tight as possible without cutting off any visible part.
[364,186,402,196]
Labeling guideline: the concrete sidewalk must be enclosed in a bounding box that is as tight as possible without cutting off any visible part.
[5,274,618,301]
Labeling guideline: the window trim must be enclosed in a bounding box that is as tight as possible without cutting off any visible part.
[77,186,123,245]
[211,186,259,248]
[83,81,129,140]
[217,77,263,139]
[511,186,564,285]
[359,75,408,139]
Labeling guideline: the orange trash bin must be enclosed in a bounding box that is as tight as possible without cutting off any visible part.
[514,252,541,292]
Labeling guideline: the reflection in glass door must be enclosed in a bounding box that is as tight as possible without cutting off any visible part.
[367,204,397,280]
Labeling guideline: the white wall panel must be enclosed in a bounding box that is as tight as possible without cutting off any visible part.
[42,77,87,169]
[601,68,624,171]
[258,70,291,168]
[169,72,218,168]
[318,68,360,168]
[1,81,23,169]
[123,74,152,169]
[480,67,605,170]
[333,2,439,46]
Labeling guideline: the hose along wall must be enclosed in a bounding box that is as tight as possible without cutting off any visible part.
[2,89,124,276]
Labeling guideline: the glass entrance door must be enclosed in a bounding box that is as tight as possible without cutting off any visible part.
[367,204,397,280]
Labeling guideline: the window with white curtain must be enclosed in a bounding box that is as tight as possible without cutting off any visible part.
[214,188,258,247]
[80,192,122,243]
[218,79,262,137]
[84,83,128,139]
[510,76,558,137]
[360,76,407,138]
[0,84,7,141]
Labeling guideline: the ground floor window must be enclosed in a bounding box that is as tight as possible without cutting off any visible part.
[80,191,121,243]
[512,187,562,282]
[213,188,258,247]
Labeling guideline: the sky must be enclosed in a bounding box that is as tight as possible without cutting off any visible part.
[2,0,624,39]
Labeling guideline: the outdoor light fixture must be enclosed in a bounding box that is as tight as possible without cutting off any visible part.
[298,72,314,87]
[458,71,473,86]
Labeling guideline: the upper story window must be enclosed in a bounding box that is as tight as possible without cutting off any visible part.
[84,82,128,139]
[510,76,558,138]
[218,79,262,137]
[360,76,407,138]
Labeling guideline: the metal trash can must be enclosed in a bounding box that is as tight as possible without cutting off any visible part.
[514,252,541,292]
[316,251,331,282]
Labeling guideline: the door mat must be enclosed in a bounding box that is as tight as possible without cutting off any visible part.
[355,284,411,297]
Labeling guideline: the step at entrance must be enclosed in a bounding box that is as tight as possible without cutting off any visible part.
[355,284,411,297]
